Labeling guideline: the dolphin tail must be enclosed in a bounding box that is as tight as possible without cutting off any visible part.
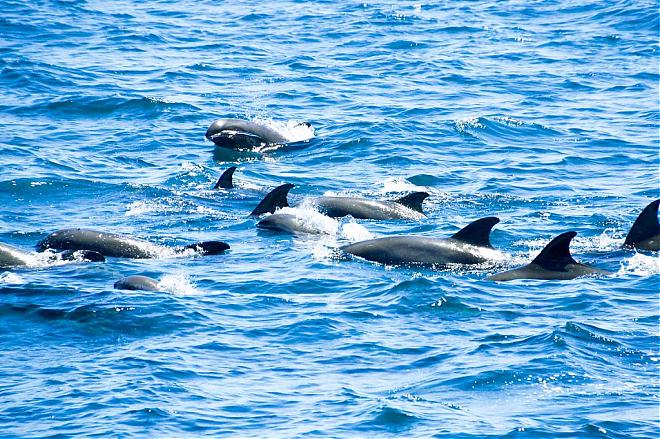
[530,231,578,270]
[180,241,230,255]
[394,192,429,213]
[451,217,500,248]
[623,199,660,248]
[213,166,237,189]
[250,183,294,216]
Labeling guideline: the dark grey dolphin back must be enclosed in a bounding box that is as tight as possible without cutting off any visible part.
[530,231,578,270]
[394,192,429,213]
[250,183,294,216]
[450,217,500,248]
[624,199,660,248]
[213,166,237,189]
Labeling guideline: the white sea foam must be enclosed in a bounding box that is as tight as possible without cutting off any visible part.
[252,118,315,143]
[277,206,340,235]
[0,272,26,284]
[617,253,660,277]
[379,177,427,194]
[158,273,204,296]
[339,221,374,242]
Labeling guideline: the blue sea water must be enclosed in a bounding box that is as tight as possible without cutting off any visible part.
[0,0,658,436]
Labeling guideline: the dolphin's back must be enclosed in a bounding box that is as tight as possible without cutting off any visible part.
[0,243,30,268]
[342,236,490,266]
[314,197,424,220]
[37,229,155,259]
[114,275,160,291]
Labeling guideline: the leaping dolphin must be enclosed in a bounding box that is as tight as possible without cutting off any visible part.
[487,231,611,281]
[249,183,429,220]
[37,229,229,259]
[623,199,659,251]
[206,119,293,150]
[341,217,502,267]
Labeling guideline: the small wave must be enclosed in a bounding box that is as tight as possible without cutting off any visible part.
[453,115,560,143]
[357,405,420,431]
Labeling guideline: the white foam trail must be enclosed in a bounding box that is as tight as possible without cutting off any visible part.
[252,118,315,143]
[617,253,660,277]
[157,273,205,296]
[277,206,340,235]
[379,177,427,194]
[339,222,374,242]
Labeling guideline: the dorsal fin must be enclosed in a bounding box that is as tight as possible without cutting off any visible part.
[394,192,429,213]
[624,199,660,248]
[250,183,294,216]
[531,231,578,270]
[213,166,237,189]
[450,217,499,248]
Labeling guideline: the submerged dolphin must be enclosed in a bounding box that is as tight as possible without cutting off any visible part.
[341,217,502,267]
[114,275,160,291]
[0,242,104,268]
[487,231,611,281]
[0,243,33,268]
[623,199,660,251]
[249,183,429,220]
[256,213,328,235]
[37,229,229,259]
[206,119,295,150]
[213,166,237,189]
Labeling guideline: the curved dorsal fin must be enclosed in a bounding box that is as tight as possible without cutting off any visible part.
[250,183,294,216]
[394,192,429,213]
[450,216,499,248]
[531,231,578,270]
[624,199,660,248]
[213,166,237,189]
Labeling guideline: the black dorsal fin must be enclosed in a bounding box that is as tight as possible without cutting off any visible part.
[624,199,660,248]
[250,183,294,216]
[531,231,578,270]
[213,166,237,189]
[450,217,499,248]
[394,192,429,213]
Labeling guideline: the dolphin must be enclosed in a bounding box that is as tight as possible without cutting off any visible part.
[249,183,429,220]
[487,231,611,281]
[623,199,660,251]
[213,166,237,189]
[256,213,328,235]
[341,217,502,267]
[313,192,428,220]
[114,275,160,291]
[205,119,289,150]
[37,229,229,259]
[0,242,105,268]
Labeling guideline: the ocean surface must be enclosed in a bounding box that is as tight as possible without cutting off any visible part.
[0,0,658,437]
